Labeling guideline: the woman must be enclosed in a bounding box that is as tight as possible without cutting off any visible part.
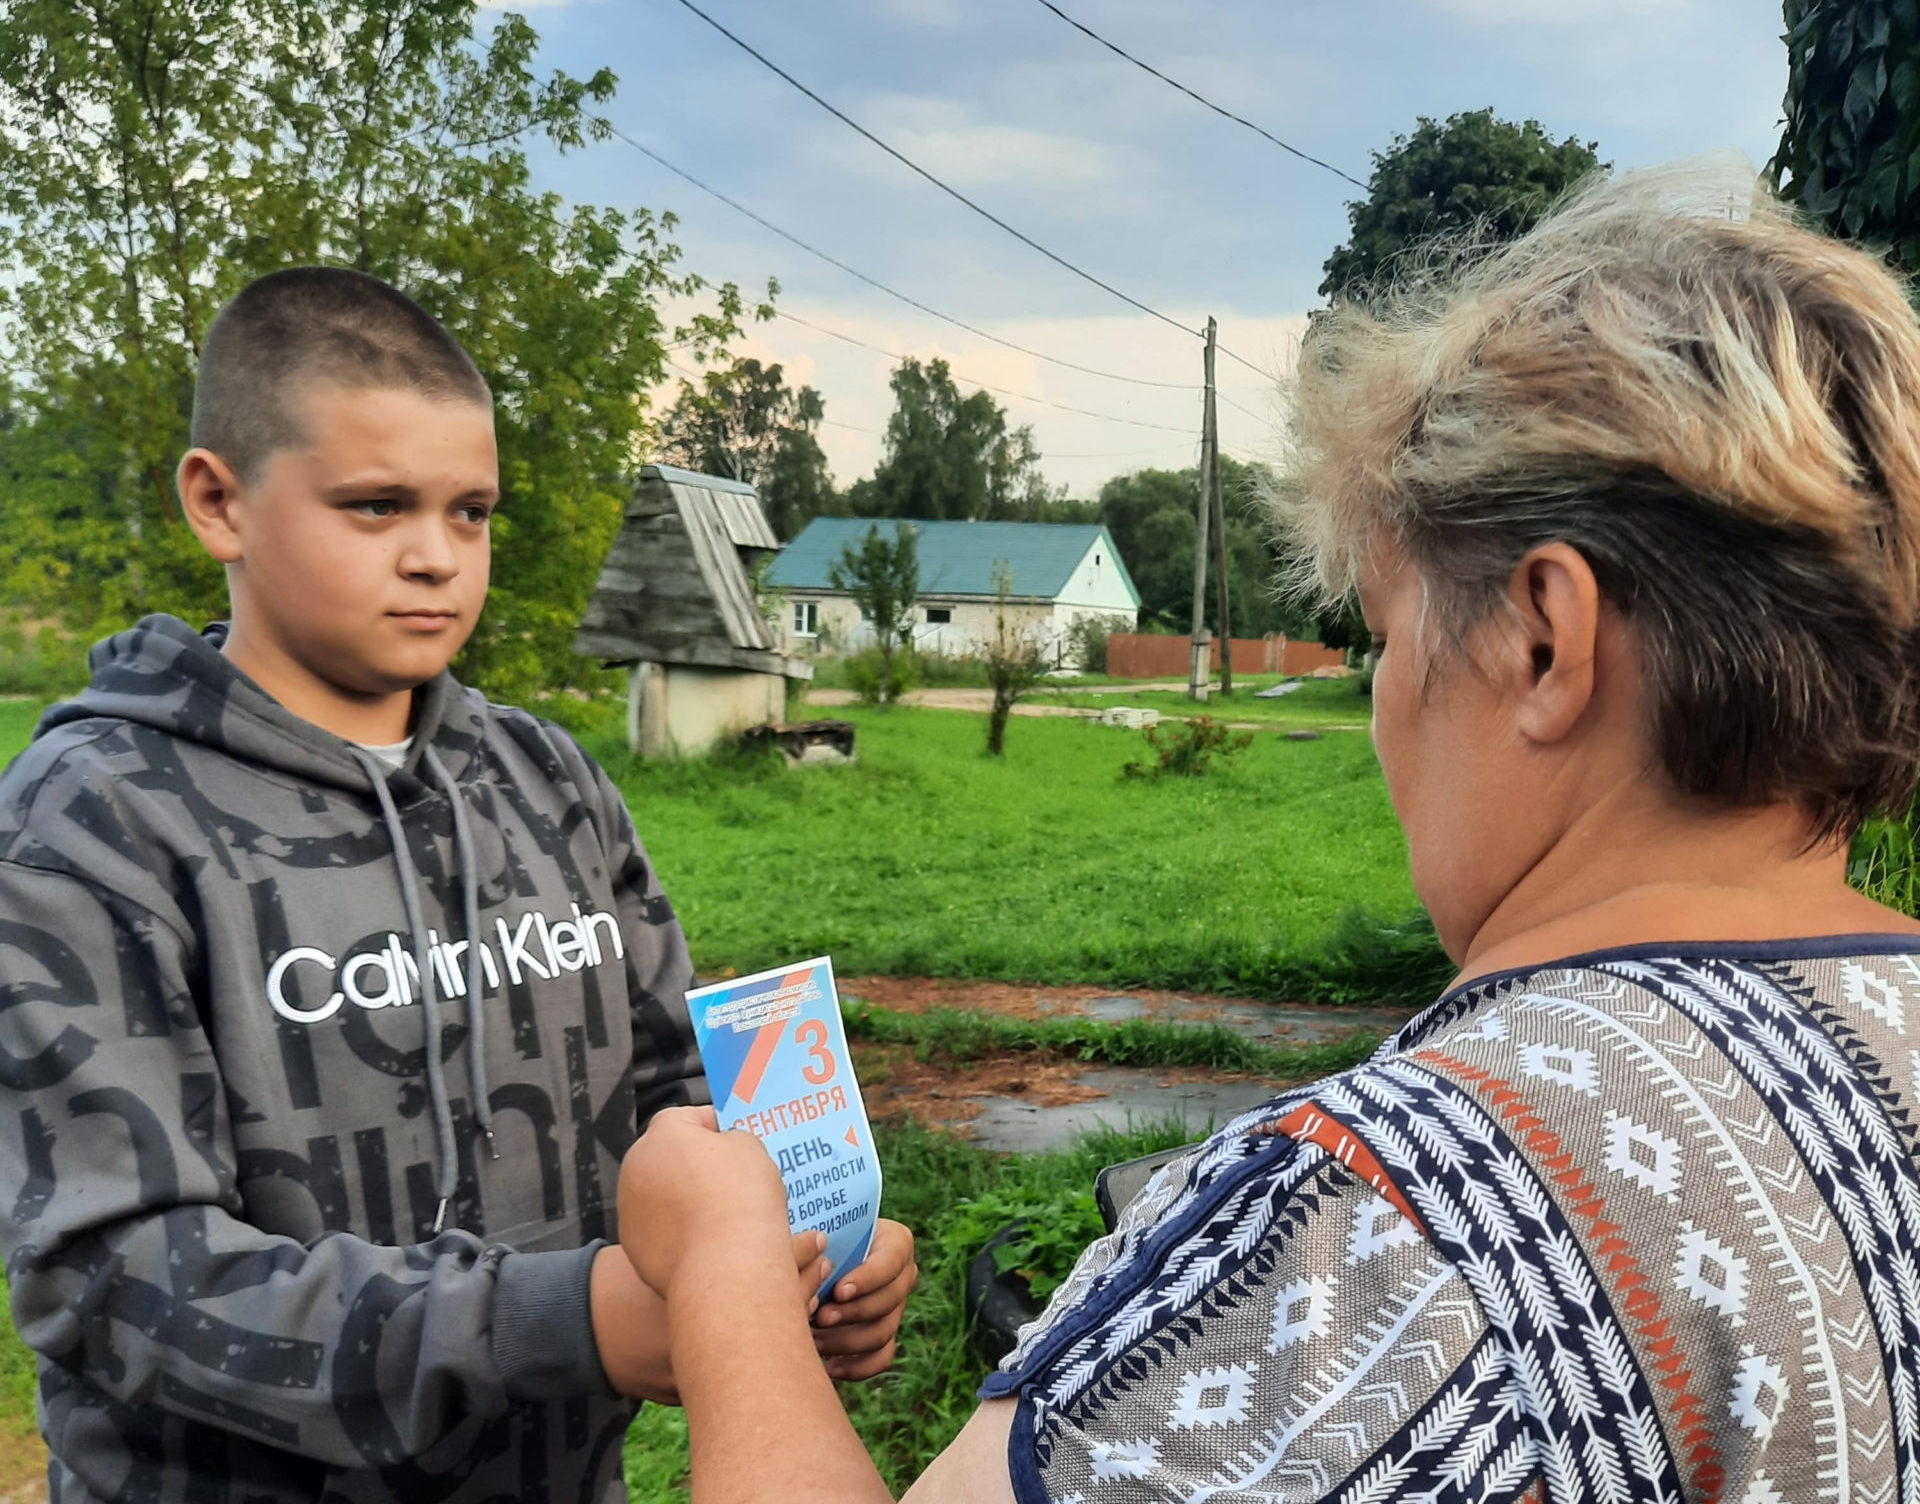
[619,162,1920,1503]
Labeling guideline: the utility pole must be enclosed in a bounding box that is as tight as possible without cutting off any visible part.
[1187,315,1217,702]
[1210,364,1231,697]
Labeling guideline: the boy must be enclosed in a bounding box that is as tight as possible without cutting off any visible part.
[0,268,915,1503]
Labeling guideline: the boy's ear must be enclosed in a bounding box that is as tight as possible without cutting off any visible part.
[177,448,247,565]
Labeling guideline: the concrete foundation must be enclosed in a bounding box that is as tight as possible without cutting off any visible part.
[628,662,788,760]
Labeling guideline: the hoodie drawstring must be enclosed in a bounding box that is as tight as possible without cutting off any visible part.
[349,747,488,1236]
[423,746,497,1164]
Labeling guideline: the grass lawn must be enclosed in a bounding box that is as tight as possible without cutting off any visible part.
[589,703,1425,1003]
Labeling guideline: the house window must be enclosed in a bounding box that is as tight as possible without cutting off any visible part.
[792,601,819,636]
[1095,552,1102,566]
[925,607,952,624]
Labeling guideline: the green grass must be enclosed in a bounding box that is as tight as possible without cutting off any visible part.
[1040,675,1373,730]
[590,704,1427,1003]
[0,702,42,764]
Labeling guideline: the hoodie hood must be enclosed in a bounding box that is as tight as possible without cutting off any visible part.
[38,613,487,794]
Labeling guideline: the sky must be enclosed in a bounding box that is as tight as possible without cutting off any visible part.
[504,0,1789,497]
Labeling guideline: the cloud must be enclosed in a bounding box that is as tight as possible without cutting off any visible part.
[818,94,1118,192]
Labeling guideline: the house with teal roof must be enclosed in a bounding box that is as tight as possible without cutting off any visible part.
[763,518,1140,663]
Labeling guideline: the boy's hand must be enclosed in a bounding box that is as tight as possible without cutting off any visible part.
[811,1219,918,1382]
[619,1106,794,1299]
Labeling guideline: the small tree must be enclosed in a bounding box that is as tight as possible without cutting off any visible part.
[828,522,919,705]
[984,564,1047,756]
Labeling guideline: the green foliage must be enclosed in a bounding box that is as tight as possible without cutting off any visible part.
[1771,0,1920,265]
[842,644,920,707]
[1852,792,1920,916]
[1062,613,1128,674]
[0,0,743,705]
[1320,109,1605,300]
[1096,456,1310,636]
[842,1000,1381,1078]
[655,355,835,543]
[940,1190,1106,1304]
[1124,716,1255,780]
[983,564,1046,756]
[843,358,1063,521]
[829,523,919,705]
[0,619,87,698]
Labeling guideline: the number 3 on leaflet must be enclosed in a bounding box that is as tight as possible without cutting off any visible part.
[796,1018,837,1085]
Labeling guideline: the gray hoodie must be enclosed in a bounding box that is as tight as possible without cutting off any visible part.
[0,615,708,1502]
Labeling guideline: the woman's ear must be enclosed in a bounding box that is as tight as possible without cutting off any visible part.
[1503,542,1602,746]
[176,448,246,565]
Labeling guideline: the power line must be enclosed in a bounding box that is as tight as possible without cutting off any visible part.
[608,127,1198,391]
[1030,0,1367,191]
[770,307,1194,432]
[664,0,1204,340]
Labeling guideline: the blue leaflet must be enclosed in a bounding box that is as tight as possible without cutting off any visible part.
[686,957,882,1299]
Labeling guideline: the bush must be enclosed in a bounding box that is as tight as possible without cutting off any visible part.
[844,645,920,706]
[0,620,87,698]
[1063,613,1128,674]
[1123,715,1254,780]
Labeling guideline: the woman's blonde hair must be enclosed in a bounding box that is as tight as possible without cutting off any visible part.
[1279,159,1920,838]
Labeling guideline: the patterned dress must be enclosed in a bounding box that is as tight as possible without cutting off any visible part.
[984,938,1920,1504]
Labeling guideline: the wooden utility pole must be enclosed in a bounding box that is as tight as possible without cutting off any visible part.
[1210,369,1231,696]
[1187,316,1218,702]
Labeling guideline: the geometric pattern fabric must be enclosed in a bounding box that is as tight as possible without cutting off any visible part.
[987,941,1920,1504]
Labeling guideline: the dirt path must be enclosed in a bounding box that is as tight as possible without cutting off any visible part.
[803,686,1362,734]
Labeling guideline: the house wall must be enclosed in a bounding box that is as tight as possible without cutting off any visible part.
[1053,538,1140,614]
[780,592,1061,659]
[629,661,787,759]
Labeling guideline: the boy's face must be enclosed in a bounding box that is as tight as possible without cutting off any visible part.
[213,383,499,698]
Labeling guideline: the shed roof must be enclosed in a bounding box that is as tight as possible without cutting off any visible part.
[765,518,1139,605]
[574,465,804,676]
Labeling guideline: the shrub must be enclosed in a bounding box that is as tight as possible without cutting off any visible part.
[844,644,919,706]
[1123,715,1254,780]
[1063,613,1128,674]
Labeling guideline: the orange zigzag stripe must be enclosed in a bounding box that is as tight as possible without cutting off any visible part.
[1416,1049,1725,1503]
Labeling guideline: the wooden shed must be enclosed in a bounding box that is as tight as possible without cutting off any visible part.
[575,464,812,758]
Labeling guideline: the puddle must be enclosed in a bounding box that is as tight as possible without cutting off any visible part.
[965,1067,1286,1154]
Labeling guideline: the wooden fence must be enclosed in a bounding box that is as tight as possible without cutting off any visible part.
[1105,633,1347,680]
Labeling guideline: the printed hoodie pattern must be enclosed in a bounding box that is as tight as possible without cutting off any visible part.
[0,615,708,1502]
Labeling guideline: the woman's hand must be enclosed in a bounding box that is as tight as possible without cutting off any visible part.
[618,1105,797,1301]
[812,1219,918,1381]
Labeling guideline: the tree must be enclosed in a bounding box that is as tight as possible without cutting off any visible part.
[1321,109,1605,300]
[656,355,835,541]
[0,0,745,702]
[827,522,918,705]
[1096,456,1316,637]
[1770,0,1920,270]
[852,358,1060,520]
[982,563,1046,756]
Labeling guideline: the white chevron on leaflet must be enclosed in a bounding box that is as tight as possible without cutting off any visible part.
[1696,1064,1744,1100]
[1757,1160,1805,1195]
[1811,1252,1853,1295]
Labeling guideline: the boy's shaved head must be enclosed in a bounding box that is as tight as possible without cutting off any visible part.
[191,267,489,479]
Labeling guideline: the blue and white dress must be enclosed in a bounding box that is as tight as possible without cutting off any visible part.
[985,938,1920,1504]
